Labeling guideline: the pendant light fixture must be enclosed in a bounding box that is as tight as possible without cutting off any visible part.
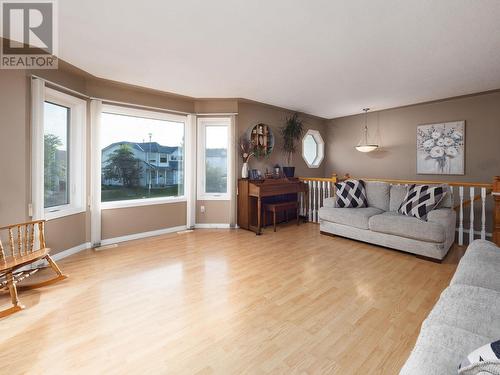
[355,108,379,153]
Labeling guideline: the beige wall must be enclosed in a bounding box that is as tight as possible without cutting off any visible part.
[45,213,87,250]
[101,202,186,239]
[325,91,500,183]
[237,100,328,178]
[86,77,195,113]
[0,70,30,226]
[196,201,230,224]
[194,99,238,114]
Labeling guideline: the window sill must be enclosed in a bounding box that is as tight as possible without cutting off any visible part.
[45,206,86,221]
[101,196,187,210]
[197,194,230,201]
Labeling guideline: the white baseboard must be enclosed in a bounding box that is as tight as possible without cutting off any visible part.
[194,223,231,229]
[26,241,92,270]
[100,225,187,246]
[52,242,92,261]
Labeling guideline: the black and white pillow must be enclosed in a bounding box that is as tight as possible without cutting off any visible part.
[398,184,446,220]
[334,180,368,208]
[458,339,500,375]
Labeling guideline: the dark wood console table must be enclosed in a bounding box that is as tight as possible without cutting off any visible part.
[237,178,308,235]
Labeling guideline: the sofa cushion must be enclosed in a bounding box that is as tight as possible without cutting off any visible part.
[439,185,454,209]
[389,184,453,211]
[398,184,447,220]
[318,207,383,230]
[334,180,368,208]
[389,184,407,211]
[451,240,500,292]
[368,211,446,243]
[423,284,500,339]
[399,324,490,375]
[322,197,336,208]
[365,181,390,211]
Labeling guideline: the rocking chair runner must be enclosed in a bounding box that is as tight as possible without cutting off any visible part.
[0,219,68,318]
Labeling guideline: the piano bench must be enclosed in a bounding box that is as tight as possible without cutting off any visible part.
[263,201,300,232]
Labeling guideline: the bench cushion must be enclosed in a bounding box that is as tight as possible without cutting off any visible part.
[318,207,383,230]
[368,211,446,243]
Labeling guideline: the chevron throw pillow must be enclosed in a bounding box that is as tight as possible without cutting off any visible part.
[398,184,446,220]
[458,339,500,375]
[334,180,368,208]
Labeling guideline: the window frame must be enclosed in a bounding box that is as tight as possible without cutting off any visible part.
[197,117,231,201]
[100,104,188,210]
[39,87,87,220]
[301,129,325,168]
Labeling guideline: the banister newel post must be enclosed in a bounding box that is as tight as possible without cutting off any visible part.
[493,176,500,246]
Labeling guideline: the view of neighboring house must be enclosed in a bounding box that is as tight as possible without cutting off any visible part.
[101,141,183,188]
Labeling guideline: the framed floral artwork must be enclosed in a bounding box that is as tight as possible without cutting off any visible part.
[417,121,465,175]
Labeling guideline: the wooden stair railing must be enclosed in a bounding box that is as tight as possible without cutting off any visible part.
[299,174,500,247]
[493,176,500,246]
[0,219,68,318]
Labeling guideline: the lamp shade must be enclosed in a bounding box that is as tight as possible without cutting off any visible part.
[355,144,378,153]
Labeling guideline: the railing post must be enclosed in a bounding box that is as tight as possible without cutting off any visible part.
[493,176,500,246]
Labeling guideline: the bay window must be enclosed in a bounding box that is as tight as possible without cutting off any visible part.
[197,117,231,200]
[100,105,186,208]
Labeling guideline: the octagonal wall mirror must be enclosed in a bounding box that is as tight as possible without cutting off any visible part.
[302,129,324,168]
[247,123,274,159]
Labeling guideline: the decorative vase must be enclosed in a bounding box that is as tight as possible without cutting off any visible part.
[242,162,249,179]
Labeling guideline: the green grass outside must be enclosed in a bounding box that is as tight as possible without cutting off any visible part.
[101,185,183,202]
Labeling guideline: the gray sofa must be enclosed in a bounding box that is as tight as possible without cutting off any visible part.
[400,240,500,374]
[319,181,456,260]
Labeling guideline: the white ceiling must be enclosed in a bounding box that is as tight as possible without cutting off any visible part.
[58,0,500,118]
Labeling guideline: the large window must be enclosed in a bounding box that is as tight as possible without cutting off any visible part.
[197,117,230,200]
[33,86,86,220]
[100,106,186,206]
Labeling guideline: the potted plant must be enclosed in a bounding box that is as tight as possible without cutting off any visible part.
[280,113,304,178]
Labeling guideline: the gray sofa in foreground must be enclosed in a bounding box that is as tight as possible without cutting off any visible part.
[319,181,456,260]
[400,240,500,374]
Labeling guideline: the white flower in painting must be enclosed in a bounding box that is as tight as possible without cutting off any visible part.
[430,146,445,158]
[436,138,445,146]
[431,131,441,139]
[452,130,463,139]
[445,147,458,157]
[443,137,454,146]
[423,139,434,148]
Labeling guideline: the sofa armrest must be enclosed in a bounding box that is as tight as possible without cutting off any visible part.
[322,197,336,208]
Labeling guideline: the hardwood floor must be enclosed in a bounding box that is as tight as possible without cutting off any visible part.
[0,224,463,375]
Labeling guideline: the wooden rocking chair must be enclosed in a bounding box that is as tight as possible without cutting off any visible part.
[0,220,68,318]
